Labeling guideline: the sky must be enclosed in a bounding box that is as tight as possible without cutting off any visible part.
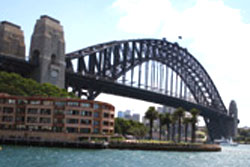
[1,0,250,127]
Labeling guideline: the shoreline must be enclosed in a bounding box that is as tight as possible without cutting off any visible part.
[0,138,221,152]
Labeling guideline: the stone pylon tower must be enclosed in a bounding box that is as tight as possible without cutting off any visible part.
[0,21,25,59]
[229,100,238,137]
[29,15,65,88]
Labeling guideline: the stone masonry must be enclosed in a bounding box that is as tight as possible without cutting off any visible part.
[29,15,65,88]
[0,21,25,59]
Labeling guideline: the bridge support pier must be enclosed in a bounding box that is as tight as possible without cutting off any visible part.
[205,116,235,141]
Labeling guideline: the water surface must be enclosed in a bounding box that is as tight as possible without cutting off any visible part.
[0,145,249,167]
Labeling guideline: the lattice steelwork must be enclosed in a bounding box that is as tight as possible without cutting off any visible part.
[66,39,227,114]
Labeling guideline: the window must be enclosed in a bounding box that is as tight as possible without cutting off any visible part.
[27,108,38,114]
[93,103,99,109]
[103,105,110,110]
[54,110,64,115]
[3,107,14,114]
[103,121,109,126]
[17,99,27,105]
[103,129,109,133]
[31,50,40,65]
[40,109,51,115]
[80,119,91,125]
[30,100,40,105]
[81,102,90,108]
[66,110,79,115]
[67,101,79,107]
[103,113,109,118]
[7,99,16,104]
[80,110,92,117]
[15,116,25,122]
[51,54,56,64]
[55,101,66,107]
[66,119,79,124]
[2,116,13,122]
[54,118,64,124]
[43,101,53,105]
[27,117,38,123]
[94,121,100,126]
[66,127,78,133]
[93,128,99,133]
[16,108,25,114]
[94,112,99,118]
[80,128,91,134]
[40,117,51,124]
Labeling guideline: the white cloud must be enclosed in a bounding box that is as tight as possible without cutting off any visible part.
[112,0,250,126]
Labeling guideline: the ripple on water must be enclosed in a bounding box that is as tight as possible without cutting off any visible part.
[0,145,250,167]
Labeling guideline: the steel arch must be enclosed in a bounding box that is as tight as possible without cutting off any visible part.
[66,39,227,113]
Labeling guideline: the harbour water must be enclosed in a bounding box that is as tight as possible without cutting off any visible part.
[0,145,249,167]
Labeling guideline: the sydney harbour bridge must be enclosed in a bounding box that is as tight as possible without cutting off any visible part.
[0,15,238,141]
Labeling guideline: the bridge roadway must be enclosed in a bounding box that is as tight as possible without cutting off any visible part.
[66,72,231,121]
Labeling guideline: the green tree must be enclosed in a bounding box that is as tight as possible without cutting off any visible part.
[171,113,178,142]
[190,108,200,143]
[114,118,131,135]
[174,107,185,143]
[183,116,191,142]
[164,112,172,141]
[0,71,75,98]
[114,118,148,139]
[145,106,158,139]
[158,113,165,140]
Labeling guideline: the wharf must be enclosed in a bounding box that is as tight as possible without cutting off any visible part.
[109,141,221,152]
[0,138,221,152]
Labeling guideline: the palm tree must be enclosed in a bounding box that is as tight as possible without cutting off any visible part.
[145,106,158,139]
[171,113,178,142]
[190,108,200,143]
[164,112,171,141]
[183,116,191,143]
[174,107,185,143]
[158,113,165,140]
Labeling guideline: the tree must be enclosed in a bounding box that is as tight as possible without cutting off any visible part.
[190,108,200,143]
[115,118,131,135]
[164,112,171,141]
[183,116,191,142]
[171,113,178,142]
[145,106,158,139]
[0,71,75,98]
[174,107,185,143]
[158,113,165,140]
[114,118,148,139]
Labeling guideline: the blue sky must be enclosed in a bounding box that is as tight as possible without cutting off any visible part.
[1,0,250,127]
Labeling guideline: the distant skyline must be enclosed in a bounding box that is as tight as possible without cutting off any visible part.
[1,0,250,127]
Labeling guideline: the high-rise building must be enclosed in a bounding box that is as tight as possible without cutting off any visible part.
[124,110,131,120]
[132,113,140,122]
[117,111,124,118]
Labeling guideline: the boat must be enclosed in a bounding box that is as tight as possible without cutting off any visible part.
[214,137,238,146]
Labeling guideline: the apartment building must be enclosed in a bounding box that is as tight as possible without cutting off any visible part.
[0,93,115,141]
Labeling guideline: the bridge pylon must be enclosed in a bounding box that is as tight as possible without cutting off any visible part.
[29,15,65,88]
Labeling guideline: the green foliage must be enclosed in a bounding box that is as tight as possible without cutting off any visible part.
[114,118,148,139]
[190,108,200,123]
[145,106,158,139]
[0,71,76,98]
[235,128,250,143]
[145,106,158,121]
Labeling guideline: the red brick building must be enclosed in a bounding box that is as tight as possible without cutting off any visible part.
[0,93,115,141]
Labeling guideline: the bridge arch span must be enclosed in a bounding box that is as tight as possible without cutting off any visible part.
[66,39,227,113]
